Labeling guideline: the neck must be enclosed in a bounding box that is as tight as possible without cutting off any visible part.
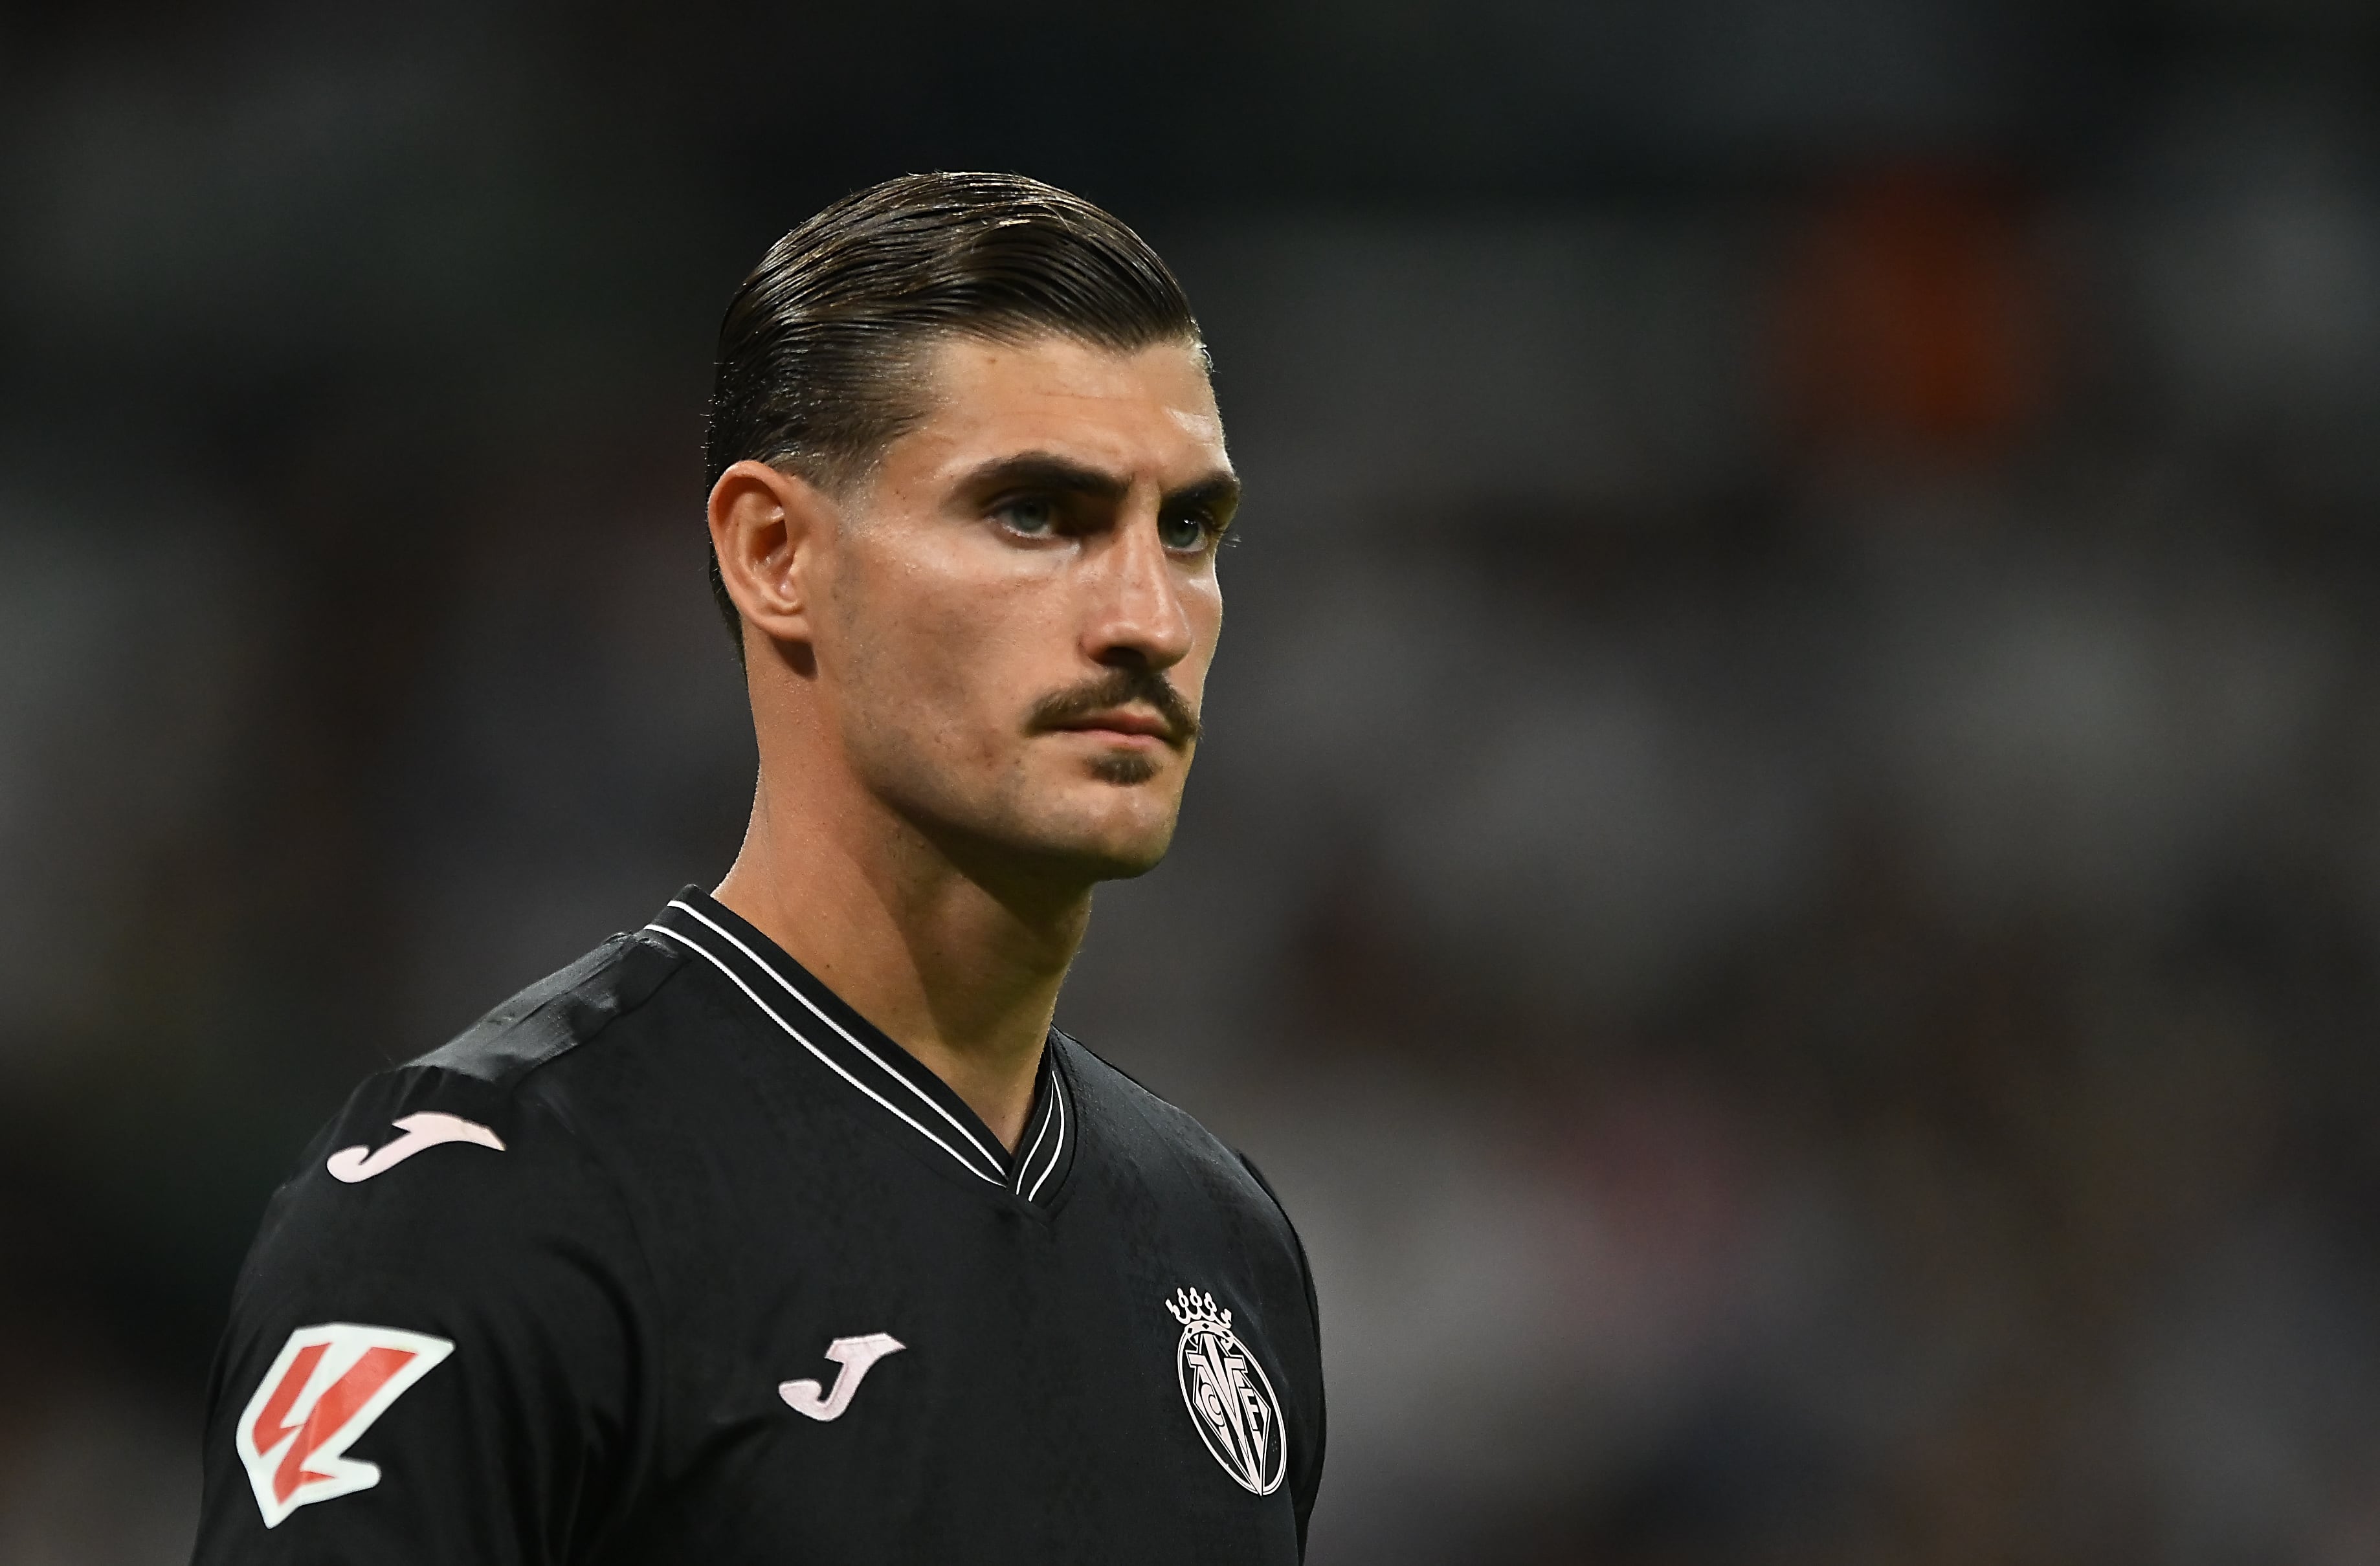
[713,767,1091,1152]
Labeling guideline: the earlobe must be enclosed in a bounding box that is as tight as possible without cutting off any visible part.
[709,459,828,647]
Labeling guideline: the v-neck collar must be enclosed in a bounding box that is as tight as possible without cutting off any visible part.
[642,888,1074,1204]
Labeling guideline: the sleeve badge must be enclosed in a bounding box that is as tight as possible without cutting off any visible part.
[234,1321,454,1527]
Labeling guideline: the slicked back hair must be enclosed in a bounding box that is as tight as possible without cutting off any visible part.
[704,172,1203,655]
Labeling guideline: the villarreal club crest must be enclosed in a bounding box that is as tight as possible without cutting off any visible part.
[1164,1288,1287,1495]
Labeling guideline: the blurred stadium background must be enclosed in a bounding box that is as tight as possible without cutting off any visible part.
[8,1,2380,1561]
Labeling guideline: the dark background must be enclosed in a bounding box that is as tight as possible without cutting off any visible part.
[7,1,2380,1560]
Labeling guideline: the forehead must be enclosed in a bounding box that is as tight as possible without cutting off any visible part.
[894,334,1229,483]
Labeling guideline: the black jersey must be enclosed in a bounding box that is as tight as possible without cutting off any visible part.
[191,888,1324,1564]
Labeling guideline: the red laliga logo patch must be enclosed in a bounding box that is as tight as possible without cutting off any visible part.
[236,1323,454,1527]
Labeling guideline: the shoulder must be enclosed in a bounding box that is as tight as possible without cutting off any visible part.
[414,927,691,1088]
[1056,1031,1235,1163]
[329,927,692,1167]
[240,931,696,1299]
[1056,1031,1305,1244]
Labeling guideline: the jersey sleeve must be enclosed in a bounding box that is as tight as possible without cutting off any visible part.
[191,1063,658,1565]
[1236,1150,1328,1559]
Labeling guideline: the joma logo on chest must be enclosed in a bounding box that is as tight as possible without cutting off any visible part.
[779,1333,906,1421]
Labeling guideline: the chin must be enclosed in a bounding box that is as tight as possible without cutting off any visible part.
[1029,787,1182,881]
[1083,837,1173,881]
[1054,819,1178,881]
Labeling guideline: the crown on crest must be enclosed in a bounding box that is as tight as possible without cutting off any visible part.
[1164,1288,1232,1330]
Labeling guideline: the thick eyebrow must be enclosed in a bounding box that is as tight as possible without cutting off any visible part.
[957,451,1241,521]
[1166,474,1243,527]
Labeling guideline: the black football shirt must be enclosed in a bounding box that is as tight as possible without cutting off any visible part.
[191,888,1325,1563]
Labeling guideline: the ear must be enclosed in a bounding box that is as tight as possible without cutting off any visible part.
[708,459,836,654]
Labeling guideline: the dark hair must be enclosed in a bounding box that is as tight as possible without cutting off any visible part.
[704,171,1203,652]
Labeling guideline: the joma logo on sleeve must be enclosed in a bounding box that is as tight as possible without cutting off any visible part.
[326,1112,506,1182]
[234,1323,454,1527]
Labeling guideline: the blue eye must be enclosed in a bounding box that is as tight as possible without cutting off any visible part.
[1159,513,1211,551]
[997,496,1058,535]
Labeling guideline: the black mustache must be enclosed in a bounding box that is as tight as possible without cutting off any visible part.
[1027,667,1201,745]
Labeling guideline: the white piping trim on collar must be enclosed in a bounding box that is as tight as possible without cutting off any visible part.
[1027,1069,1067,1202]
[641,921,1004,1186]
[663,899,1008,1178]
[1014,1073,1057,1195]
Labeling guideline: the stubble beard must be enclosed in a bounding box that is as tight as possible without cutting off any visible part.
[1089,752,1161,786]
[847,711,1191,894]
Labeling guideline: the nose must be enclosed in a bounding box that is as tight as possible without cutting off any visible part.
[1082,507,1196,672]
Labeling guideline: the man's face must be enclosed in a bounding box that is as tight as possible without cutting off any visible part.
[810,333,1235,884]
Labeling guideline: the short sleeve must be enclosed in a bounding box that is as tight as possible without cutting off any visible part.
[190,1064,656,1565]
[1235,1149,1327,1559]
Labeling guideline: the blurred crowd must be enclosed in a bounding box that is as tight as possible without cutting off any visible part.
[6,2,2380,1563]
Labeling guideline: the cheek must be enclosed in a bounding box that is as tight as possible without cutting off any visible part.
[845,564,1049,742]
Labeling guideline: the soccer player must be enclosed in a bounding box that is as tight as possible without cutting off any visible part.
[190,172,1324,1564]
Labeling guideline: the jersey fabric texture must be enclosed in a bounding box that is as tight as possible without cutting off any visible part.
[192,888,1325,1564]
